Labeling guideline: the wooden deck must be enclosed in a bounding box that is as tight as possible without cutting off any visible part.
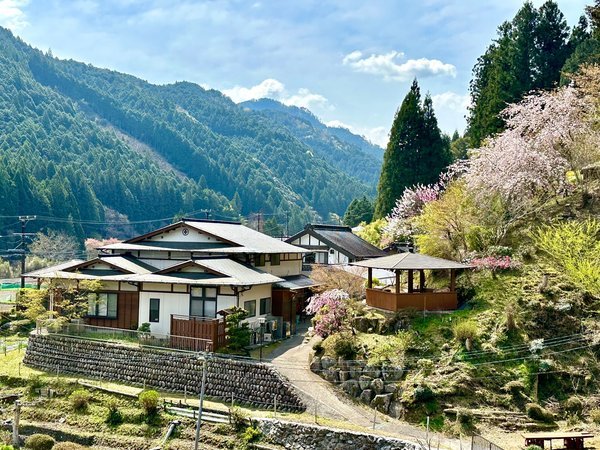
[170,315,226,350]
[366,288,458,311]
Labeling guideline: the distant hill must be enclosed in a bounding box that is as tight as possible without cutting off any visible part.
[240,98,383,184]
[0,27,378,241]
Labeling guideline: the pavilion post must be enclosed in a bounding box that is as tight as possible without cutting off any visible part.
[395,270,400,294]
[407,270,413,293]
[419,270,425,292]
[450,269,456,292]
[367,267,373,289]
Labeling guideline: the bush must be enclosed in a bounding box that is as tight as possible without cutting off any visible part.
[241,426,261,443]
[230,407,248,431]
[53,444,85,450]
[526,403,554,423]
[25,434,55,450]
[138,323,151,333]
[525,446,543,450]
[413,384,434,403]
[69,389,91,411]
[453,320,479,342]
[333,337,357,360]
[312,342,324,356]
[590,408,600,424]
[27,375,44,396]
[564,396,583,416]
[0,446,15,450]
[138,390,160,417]
[105,400,123,426]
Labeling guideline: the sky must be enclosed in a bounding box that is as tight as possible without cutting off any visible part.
[0,0,590,148]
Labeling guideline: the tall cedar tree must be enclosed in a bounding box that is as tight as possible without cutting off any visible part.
[467,1,572,147]
[374,80,450,219]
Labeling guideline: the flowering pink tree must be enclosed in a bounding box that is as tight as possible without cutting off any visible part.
[305,289,350,338]
[470,256,519,272]
[84,237,121,259]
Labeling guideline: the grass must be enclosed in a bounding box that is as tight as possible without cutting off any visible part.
[248,340,283,360]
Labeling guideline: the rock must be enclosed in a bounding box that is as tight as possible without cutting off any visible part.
[371,393,392,414]
[382,367,403,382]
[358,375,372,390]
[310,356,322,372]
[384,384,397,394]
[339,371,350,382]
[360,389,374,403]
[371,378,385,395]
[321,356,336,370]
[388,401,405,419]
[363,365,381,378]
[341,380,361,397]
[338,358,349,370]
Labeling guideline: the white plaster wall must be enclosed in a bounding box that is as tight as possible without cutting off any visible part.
[261,259,302,277]
[139,292,189,335]
[147,226,216,243]
[217,295,236,311]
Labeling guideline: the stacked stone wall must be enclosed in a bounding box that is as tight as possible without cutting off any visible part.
[24,334,304,412]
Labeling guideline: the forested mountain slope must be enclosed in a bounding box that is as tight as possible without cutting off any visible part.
[0,27,373,239]
[240,98,383,184]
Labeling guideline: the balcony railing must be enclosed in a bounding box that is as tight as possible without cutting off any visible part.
[366,288,458,312]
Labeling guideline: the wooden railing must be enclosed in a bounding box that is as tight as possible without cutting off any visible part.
[366,288,458,311]
[170,315,227,350]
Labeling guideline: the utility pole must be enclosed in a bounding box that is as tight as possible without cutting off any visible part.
[17,215,36,288]
[200,209,211,220]
[285,211,289,238]
[194,355,209,450]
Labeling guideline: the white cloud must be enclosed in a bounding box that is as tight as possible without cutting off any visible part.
[223,78,331,111]
[0,0,29,31]
[342,50,456,82]
[431,91,470,111]
[431,91,470,134]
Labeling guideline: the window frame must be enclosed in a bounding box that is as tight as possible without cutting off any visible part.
[190,287,218,318]
[259,297,272,315]
[87,292,118,319]
[255,254,266,267]
[271,254,280,266]
[244,299,256,317]
[149,298,160,323]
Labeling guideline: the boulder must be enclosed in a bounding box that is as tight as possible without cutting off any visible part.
[321,356,336,370]
[341,380,361,397]
[384,384,397,394]
[360,389,374,403]
[358,375,372,390]
[371,393,392,413]
[370,378,385,395]
[388,400,405,419]
[339,371,351,382]
[382,367,403,382]
[309,357,322,372]
[363,365,381,378]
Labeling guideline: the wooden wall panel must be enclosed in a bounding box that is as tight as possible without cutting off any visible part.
[86,292,140,330]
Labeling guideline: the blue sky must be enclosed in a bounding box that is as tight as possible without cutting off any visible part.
[0,0,590,147]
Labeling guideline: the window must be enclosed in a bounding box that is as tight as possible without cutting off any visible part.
[87,293,117,318]
[271,254,280,266]
[329,249,335,254]
[149,298,160,323]
[190,287,218,318]
[244,300,256,317]
[260,297,272,315]
[255,254,266,266]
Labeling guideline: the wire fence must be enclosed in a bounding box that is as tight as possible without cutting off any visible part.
[471,435,504,450]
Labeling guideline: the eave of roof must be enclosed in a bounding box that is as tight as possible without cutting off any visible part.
[350,253,472,270]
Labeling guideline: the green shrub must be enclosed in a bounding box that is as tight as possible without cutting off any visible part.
[564,396,583,416]
[414,385,434,403]
[105,400,123,426]
[25,434,55,450]
[138,390,160,417]
[0,445,15,450]
[590,408,600,424]
[230,407,248,431]
[453,320,479,342]
[69,389,91,411]
[525,446,543,450]
[241,426,261,443]
[333,337,357,360]
[27,375,44,396]
[526,403,554,423]
[312,342,324,356]
[138,323,151,333]
[52,444,85,450]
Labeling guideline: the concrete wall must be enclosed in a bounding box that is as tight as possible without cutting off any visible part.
[24,334,304,411]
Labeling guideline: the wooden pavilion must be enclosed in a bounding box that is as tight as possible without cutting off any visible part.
[351,253,472,312]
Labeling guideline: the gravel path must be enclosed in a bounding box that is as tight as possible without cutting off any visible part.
[268,326,467,449]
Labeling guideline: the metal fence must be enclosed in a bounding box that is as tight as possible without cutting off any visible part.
[40,321,213,353]
[472,435,504,450]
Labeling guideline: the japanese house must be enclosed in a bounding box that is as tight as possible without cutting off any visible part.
[25,219,315,349]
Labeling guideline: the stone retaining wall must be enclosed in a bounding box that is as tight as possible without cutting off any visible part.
[257,419,418,450]
[310,356,405,418]
[24,334,304,412]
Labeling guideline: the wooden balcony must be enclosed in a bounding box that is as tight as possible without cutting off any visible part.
[170,315,227,350]
[366,288,458,312]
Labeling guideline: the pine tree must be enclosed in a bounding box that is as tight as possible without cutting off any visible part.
[534,1,570,89]
[343,197,374,227]
[374,80,449,219]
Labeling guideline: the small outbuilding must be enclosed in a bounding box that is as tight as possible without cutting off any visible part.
[351,253,471,311]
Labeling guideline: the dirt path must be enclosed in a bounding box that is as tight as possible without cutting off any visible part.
[268,327,467,449]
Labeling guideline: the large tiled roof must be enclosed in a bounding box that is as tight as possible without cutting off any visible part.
[351,252,472,270]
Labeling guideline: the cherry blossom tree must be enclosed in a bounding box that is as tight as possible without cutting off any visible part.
[305,289,350,338]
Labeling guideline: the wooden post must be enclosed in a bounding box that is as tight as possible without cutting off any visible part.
[450,269,456,292]
[407,270,414,293]
[395,271,400,294]
[367,267,373,289]
[419,270,425,292]
[12,400,20,447]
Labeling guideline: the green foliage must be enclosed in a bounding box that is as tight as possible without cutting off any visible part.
[355,218,387,247]
[374,80,451,218]
[69,389,91,412]
[0,446,15,450]
[532,219,600,296]
[563,396,584,416]
[24,434,55,450]
[138,390,160,417]
[367,331,412,366]
[453,321,479,342]
[230,407,248,431]
[18,289,49,323]
[332,335,358,359]
[137,323,151,333]
[525,446,544,450]
[224,307,251,353]
[262,217,283,237]
[590,408,600,424]
[27,375,44,396]
[105,400,124,426]
[241,426,261,443]
[526,403,555,423]
[343,196,374,227]
[52,444,85,450]
[312,341,324,356]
